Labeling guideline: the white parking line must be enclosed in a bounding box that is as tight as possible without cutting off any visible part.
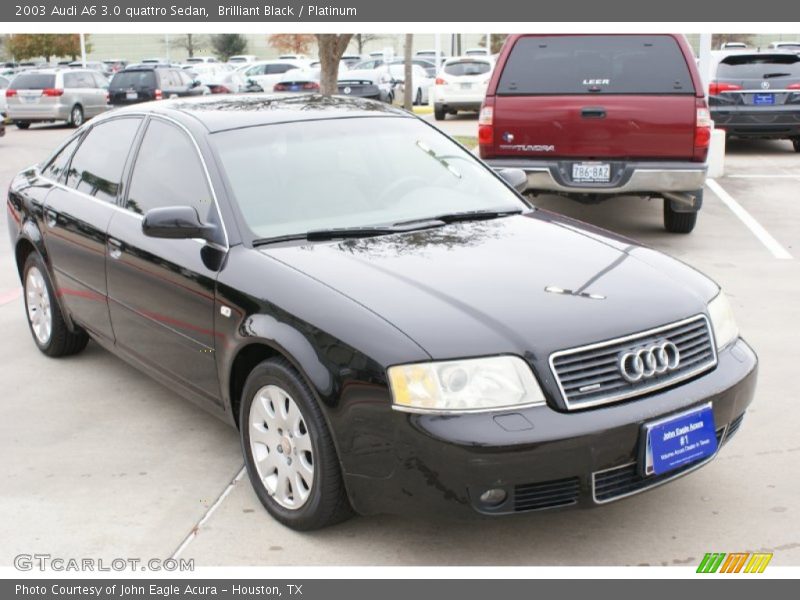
[725,174,800,179]
[171,465,246,560]
[706,179,793,260]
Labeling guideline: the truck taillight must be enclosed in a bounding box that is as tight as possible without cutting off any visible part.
[154,89,163,100]
[43,88,64,97]
[708,81,742,96]
[694,100,712,162]
[478,105,494,146]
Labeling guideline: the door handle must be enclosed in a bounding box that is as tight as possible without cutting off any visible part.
[581,107,606,119]
[45,209,58,228]
[107,237,123,259]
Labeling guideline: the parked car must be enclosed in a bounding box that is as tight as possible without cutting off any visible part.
[387,58,437,78]
[0,75,9,118]
[480,34,711,233]
[273,70,320,93]
[5,68,109,129]
[708,51,800,151]
[767,41,800,52]
[386,64,433,105]
[67,61,112,77]
[108,65,209,106]
[6,94,757,530]
[237,60,305,94]
[337,69,394,102]
[185,56,219,64]
[351,58,386,71]
[194,66,250,94]
[465,47,491,56]
[341,54,364,68]
[102,59,129,73]
[720,42,749,50]
[432,56,494,120]
[228,55,258,65]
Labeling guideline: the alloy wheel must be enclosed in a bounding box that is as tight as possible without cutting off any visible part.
[25,266,52,345]
[248,384,315,509]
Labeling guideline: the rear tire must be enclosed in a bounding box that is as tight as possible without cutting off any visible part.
[240,357,353,530]
[434,105,446,121]
[68,105,84,128]
[414,88,422,106]
[23,253,89,357]
[663,198,698,234]
[15,122,30,130]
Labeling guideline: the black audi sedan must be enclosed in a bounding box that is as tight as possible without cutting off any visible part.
[6,95,757,530]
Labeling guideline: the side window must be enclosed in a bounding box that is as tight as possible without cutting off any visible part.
[43,136,81,182]
[63,72,78,88]
[65,118,142,203]
[126,120,214,219]
[75,71,95,88]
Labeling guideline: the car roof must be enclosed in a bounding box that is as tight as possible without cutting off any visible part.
[106,93,411,133]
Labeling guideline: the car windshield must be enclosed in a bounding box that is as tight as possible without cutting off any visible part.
[212,117,526,240]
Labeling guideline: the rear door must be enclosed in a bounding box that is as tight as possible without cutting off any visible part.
[485,35,698,160]
[42,117,143,343]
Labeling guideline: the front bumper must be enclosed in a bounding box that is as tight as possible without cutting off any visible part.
[344,338,757,517]
[711,106,800,138]
[484,158,707,196]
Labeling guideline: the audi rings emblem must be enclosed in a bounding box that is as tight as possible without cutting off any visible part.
[618,341,681,383]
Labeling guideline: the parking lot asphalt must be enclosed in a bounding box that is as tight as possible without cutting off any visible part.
[1,119,799,567]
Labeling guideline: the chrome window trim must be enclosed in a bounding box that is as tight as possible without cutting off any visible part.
[549,314,718,411]
[38,110,230,253]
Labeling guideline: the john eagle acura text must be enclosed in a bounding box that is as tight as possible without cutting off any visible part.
[6,95,757,529]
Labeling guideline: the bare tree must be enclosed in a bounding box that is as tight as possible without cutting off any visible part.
[403,34,413,111]
[353,34,383,54]
[315,34,354,96]
[175,34,207,59]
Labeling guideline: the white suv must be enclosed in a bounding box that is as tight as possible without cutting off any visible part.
[432,56,493,121]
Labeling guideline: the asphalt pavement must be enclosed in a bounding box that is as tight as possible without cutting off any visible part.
[1,118,798,567]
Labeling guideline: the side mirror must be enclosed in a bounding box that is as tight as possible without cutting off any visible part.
[497,168,528,193]
[142,206,216,241]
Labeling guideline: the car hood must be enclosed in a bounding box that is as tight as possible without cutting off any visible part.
[260,211,718,362]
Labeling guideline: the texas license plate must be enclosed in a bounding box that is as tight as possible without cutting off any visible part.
[126,91,137,100]
[753,93,775,105]
[19,94,39,104]
[460,82,473,90]
[572,162,610,183]
[642,403,717,476]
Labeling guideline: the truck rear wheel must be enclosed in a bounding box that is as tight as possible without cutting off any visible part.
[663,197,699,234]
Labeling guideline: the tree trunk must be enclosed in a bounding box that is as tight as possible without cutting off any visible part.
[403,34,413,111]
[316,34,354,96]
[355,34,364,54]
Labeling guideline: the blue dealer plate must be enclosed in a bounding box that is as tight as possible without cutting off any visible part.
[753,93,775,105]
[643,403,717,476]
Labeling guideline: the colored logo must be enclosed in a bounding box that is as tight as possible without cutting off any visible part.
[697,552,773,573]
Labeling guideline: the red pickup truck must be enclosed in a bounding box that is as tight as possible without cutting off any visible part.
[479,34,710,233]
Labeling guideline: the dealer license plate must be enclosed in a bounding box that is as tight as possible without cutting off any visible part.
[642,403,717,476]
[753,93,775,105]
[572,162,610,183]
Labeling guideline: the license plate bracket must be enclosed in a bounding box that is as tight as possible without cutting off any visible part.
[572,162,611,183]
[641,403,717,477]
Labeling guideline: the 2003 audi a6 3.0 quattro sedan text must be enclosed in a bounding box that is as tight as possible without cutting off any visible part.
[6,95,757,530]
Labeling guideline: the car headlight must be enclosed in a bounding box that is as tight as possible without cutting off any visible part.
[388,356,546,413]
[708,291,739,350]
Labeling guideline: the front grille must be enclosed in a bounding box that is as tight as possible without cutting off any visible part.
[550,315,717,410]
[513,476,580,512]
[593,427,725,503]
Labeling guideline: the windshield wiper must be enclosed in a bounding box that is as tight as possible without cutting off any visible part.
[252,221,445,246]
[396,209,523,227]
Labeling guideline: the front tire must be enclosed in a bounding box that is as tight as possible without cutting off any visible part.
[68,105,84,128]
[663,197,699,234]
[240,357,352,530]
[23,253,89,357]
[15,121,30,130]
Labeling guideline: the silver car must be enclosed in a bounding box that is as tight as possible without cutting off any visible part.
[6,68,109,129]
